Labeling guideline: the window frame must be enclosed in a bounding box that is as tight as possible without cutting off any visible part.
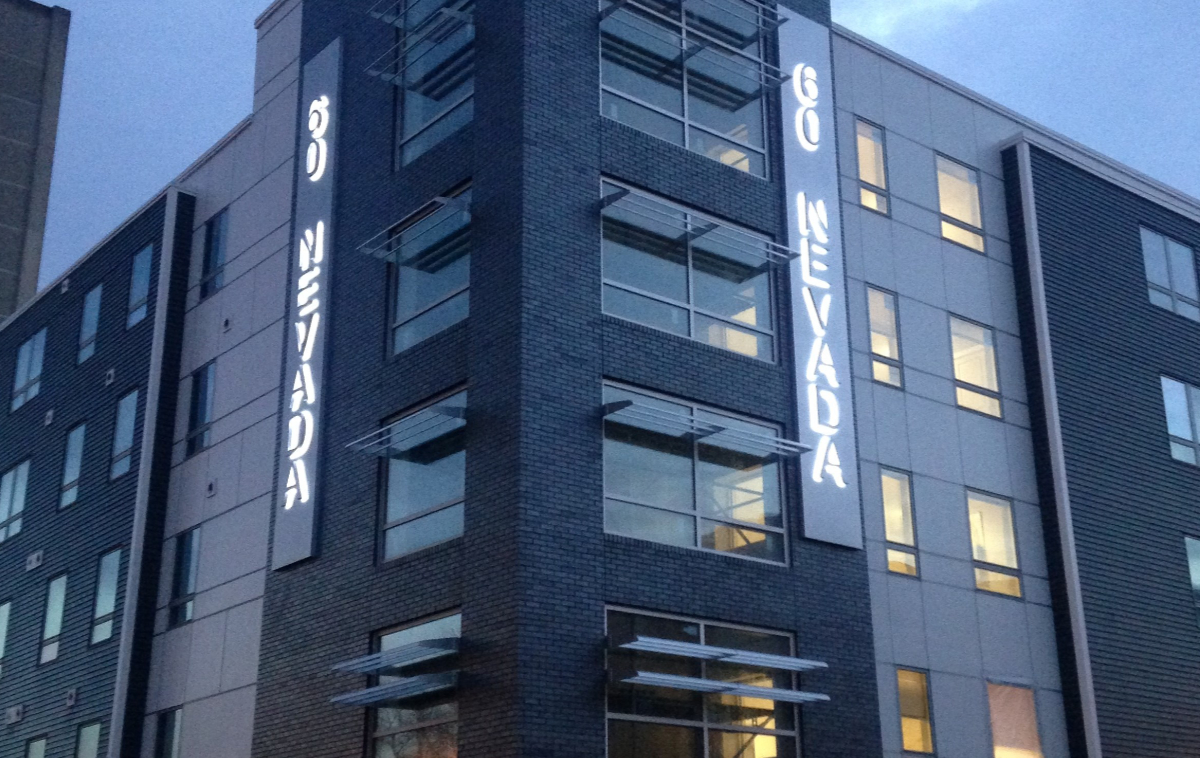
[1184,537,1200,628]
[948,314,1002,419]
[0,600,10,678]
[854,117,890,216]
[186,362,216,457]
[896,667,935,755]
[605,605,800,758]
[111,389,139,479]
[61,423,86,508]
[11,328,47,412]
[378,387,468,563]
[600,179,778,362]
[154,708,182,758]
[880,467,919,578]
[90,548,122,645]
[79,284,102,363]
[169,528,199,627]
[1160,375,1200,464]
[1141,226,1200,321]
[985,681,1044,758]
[966,489,1022,598]
[199,209,229,300]
[602,381,789,565]
[39,573,68,664]
[0,459,30,544]
[127,244,153,328]
[598,0,774,177]
[75,722,102,758]
[934,153,985,253]
[867,285,903,388]
[26,737,48,758]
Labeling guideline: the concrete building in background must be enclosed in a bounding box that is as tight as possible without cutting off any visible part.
[1,1,1199,757]
[0,0,69,319]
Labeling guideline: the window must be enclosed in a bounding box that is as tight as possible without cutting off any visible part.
[91,549,121,644]
[0,460,29,543]
[79,285,102,362]
[200,209,228,299]
[0,601,10,677]
[155,709,182,758]
[127,244,152,327]
[382,391,466,561]
[856,119,889,214]
[968,491,1021,598]
[11,328,46,411]
[881,468,917,577]
[371,613,461,758]
[111,390,138,478]
[950,316,1001,417]
[61,424,86,508]
[1141,227,1199,320]
[75,723,101,758]
[186,363,216,456]
[600,0,778,176]
[1161,376,1200,464]
[391,186,471,353]
[603,384,786,562]
[936,155,984,253]
[868,286,901,386]
[169,528,199,627]
[607,609,799,758]
[897,668,934,754]
[40,574,67,663]
[987,683,1043,758]
[394,0,474,165]
[602,182,776,361]
[1185,537,1200,627]
[26,738,47,758]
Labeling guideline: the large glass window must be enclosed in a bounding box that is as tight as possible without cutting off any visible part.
[600,0,776,176]
[897,668,934,754]
[200,209,229,300]
[392,0,474,165]
[602,182,775,360]
[968,491,1021,598]
[881,468,917,577]
[92,549,121,644]
[1185,537,1200,627]
[61,424,86,508]
[1141,227,1199,321]
[79,285,102,363]
[868,286,901,387]
[75,723,101,758]
[383,390,467,560]
[950,316,1001,418]
[856,119,889,214]
[11,328,46,411]
[170,528,199,627]
[372,612,461,758]
[155,709,182,758]
[187,362,216,456]
[607,609,798,758]
[0,601,10,677]
[111,390,138,478]
[40,574,67,664]
[127,245,152,328]
[1161,376,1200,464]
[391,187,471,353]
[0,460,30,543]
[987,683,1043,758]
[936,155,984,253]
[603,384,785,562]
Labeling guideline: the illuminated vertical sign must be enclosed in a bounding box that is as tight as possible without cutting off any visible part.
[780,11,863,549]
[273,38,342,569]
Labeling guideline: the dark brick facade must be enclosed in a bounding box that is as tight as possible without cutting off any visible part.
[0,193,194,758]
[1006,144,1200,757]
[252,2,879,758]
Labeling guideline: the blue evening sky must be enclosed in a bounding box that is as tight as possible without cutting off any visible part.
[36,0,1200,285]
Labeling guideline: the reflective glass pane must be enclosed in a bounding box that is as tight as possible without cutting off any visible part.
[686,48,763,149]
[601,8,684,115]
[602,90,685,145]
[76,723,101,758]
[80,286,102,354]
[987,684,1044,758]
[606,285,690,335]
[1185,537,1200,597]
[700,520,782,561]
[607,610,703,720]
[897,669,934,753]
[1170,441,1197,464]
[860,187,889,214]
[114,391,139,458]
[942,220,985,252]
[868,288,899,360]
[951,318,998,391]
[155,710,182,758]
[95,550,121,619]
[692,233,771,330]
[1167,239,1198,299]
[696,443,780,527]
[888,549,918,576]
[709,731,793,758]
[394,290,469,352]
[1161,377,1192,440]
[604,411,693,510]
[1176,301,1200,321]
[43,576,67,640]
[1148,287,1174,309]
[394,197,471,324]
[402,0,474,142]
[694,315,772,360]
[1141,228,1170,287]
[128,246,152,317]
[91,619,113,645]
[387,394,466,524]
[402,96,473,165]
[873,360,901,387]
[27,739,46,758]
[609,720,702,758]
[63,425,85,493]
[936,156,982,227]
[689,127,764,175]
[384,502,464,559]
[602,198,688,302]
[976,568,1022,597]
[881,469,914,546]
[856,121,886,189]
[968,491,1018,569]
[606,499,695,548]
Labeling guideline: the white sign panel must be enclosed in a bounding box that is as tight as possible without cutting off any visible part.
[273,38,342,569]
[780,11,863,549]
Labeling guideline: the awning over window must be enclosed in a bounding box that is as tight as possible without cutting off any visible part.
[348,403,466,458]
[622,671,830,705]
[365,1,474,87]
[603,400,809,459]
[331,671,458,708]
[357,195,472,264]
[619,635,827,672]
[333,637,459,676]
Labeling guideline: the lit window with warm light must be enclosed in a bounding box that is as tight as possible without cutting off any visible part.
[868,286,902,387]
[881,468,918,577]
[856,119,889,214]
[950,316,1001,417]
[936,155,984,253]
[897,668,934,753]
[968,491,1021,598]
[987,683,1043,758]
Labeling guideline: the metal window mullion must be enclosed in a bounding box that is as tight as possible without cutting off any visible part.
[606,493,698,520]
[603,278,692,312]
[607,712,796,738]
[384,497,464,531]
[373,713,457,740]
[690,404,701,549]
[600,86,687,132]
[393,283,470,331]
[685,209,697,340]
[691,306,775,338]
[399,91,474,147]
[701,512,784,537]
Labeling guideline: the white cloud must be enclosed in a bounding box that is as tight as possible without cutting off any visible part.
[832,0,995,41]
